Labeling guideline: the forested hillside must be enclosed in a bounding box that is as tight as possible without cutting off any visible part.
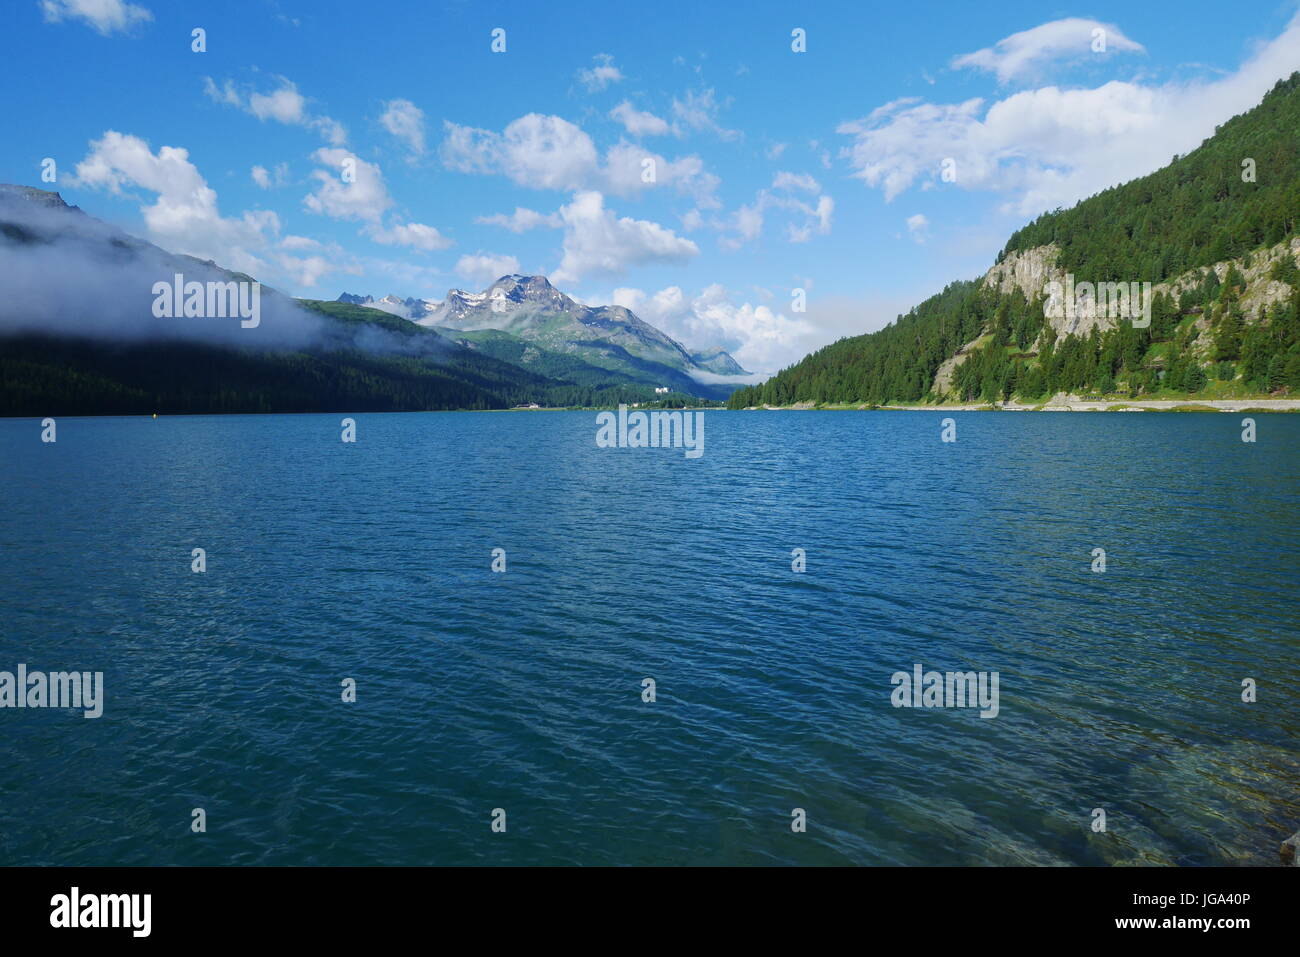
[0,299,705,416]
[1001,72,1300,283]
[729,73,1300,409]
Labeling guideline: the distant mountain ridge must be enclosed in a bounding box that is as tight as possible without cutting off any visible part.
[335,274,750,395]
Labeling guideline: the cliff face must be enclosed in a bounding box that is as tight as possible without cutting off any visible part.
[932,335,987,397]
[929,239,1300,395]
[985,240,1300,336]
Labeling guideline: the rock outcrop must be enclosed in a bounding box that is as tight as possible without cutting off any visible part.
[930,239,1300,396]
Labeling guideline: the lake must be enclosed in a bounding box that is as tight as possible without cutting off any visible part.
[0,410,1296,865]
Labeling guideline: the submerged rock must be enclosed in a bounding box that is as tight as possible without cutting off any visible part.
[1282,830,1300,865]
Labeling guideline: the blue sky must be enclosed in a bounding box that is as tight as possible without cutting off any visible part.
[4,0,1300,374]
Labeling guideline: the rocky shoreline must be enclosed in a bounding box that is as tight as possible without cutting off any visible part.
[744,396,1300,413]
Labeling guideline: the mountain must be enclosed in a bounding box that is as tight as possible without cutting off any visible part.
[338,292,439,321]
[0,187,713,415]
[337,274,750,398]
[729,72,1300,409]
[691,347,749,376]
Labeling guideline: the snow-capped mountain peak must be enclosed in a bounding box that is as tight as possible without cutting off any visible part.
[336,275,750,381]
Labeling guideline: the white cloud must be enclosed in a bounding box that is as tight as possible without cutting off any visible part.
[249,83,307,124]
[772,171,820,193]
[839,11,1300,216]
[553,191,698,283]
[605,283,815,375]
[727,203,764,247]
[277,252,357,288]
[601,142,719,205]
[303,148,393,224]
[604,283,932,375]
[250,163,289,190]
[671,88,740,140]
[367,221,453,251]
[906,213,929,244]
[785,196,834,244]
[303,149,452,254]
[475,207,562,233]
[279,235,321,251]
[70,130,348,290]
[609,101,671,137]
[611,285,684,320]
[455,253,522,286]
[717,175,834,248]
[40,0,150,35]
[441,113,719,202]
[379,98,427,155]
[577,54,624,92]
[72,131,276,276]
[203,76,346,145]
[952,18,1144,84]
[442,114,598,190]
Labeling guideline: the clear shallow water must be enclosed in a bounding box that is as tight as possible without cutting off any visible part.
[0,410,1296,866]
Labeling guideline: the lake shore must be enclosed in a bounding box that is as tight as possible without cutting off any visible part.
[742,397,1300,413]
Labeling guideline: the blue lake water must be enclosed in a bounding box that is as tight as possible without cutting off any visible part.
[0,410,1297,865]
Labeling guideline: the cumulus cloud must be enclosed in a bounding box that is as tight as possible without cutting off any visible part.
[609,101,672,137]
[367,221,453,251]
[302,149,451,253]
[442,114,598,190]
[203,76,346,145]
[906,213,929,243]
[839,11,1300,215]
[606,284,815,375]
[553,191,698,283]
[952,18,1144,84]
[601,142,720,204]
[605,282,933,375]
[577,54,624,92]
[72,130,281,278]
[441,113,719,203]
[455,253,522,286]
[303,149,393,224]
[379,98,427,155]
[40,0,150,35]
